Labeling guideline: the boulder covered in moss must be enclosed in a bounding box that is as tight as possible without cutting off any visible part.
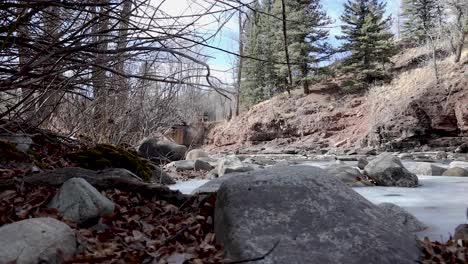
[68,144,156,182]
[139,138,187,162]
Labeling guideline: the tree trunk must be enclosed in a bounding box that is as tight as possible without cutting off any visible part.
[17,7,36,123]
[280,0,292,95]
[33,4,63,127]
[236,10,244,117]
[114,0,132,104]
[92,2,110,142]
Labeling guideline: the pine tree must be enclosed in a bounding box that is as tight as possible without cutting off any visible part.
[401,0,443,42]
[241,3,270,107]
[337,0,397,91]
[271,0,332,94]
[241,0,331,105]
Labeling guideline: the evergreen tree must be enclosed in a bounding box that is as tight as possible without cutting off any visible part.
[271,0,332,94]
[337,0,397,91]
[241,0,331,106]
[241,2,271,107]
[401,0,444,42]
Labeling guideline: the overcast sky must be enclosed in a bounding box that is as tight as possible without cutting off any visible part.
[155,0,402,84]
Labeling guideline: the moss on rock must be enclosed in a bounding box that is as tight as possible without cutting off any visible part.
[68,144,154,182]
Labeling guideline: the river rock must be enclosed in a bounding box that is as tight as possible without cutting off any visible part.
[449,161,468,169]
[139,138,187,161]
[166,160,195,171]
[49,178,115,226]
[197,157,219,167]
[185,149,209,160]
[0,218,76,264]
[455,143,468,153]
[364,153,418,187]
[357,157,368,170]
[442,167,468,177]
[324,165,367,186]
[215,165,421,264]
[152,166,176,184]
[404,162,446,176]
[194,159,213,171]
[217,155,253,177]
[454,224,468,240]
[378,203,427,232]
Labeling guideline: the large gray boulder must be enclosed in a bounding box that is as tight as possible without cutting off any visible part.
[217,155,253,177]
[139,138,187,161]
[378,203,427,232]
[404,162,446,176]
[185,149,209,160]
[0,218,76,264]
[215,165,421,264]
[364,153,418,187]
[49,178,115,225]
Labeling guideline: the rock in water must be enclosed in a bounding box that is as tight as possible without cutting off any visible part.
[364,153,418,187]
[0,218,76,264]
[378,203,427,232]
[215,165,421,264]
[217,155,253,177]
[165,160,195,171]
[185,149,209,160]
[324,165,368,186]
[404,162,446,176]
[454,224,468,240]
[449,161,468,169]
[442,167,468,177]
[357,157,368,170]
[49,178,115,226]
[194,159,213,171]
[139,138,187,161]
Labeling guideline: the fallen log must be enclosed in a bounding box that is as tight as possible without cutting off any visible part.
[7,167,188,205]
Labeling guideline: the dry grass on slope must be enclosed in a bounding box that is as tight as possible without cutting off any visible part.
[366,49,468,131]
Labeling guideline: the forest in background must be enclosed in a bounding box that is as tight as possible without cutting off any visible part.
[0,0,467,146]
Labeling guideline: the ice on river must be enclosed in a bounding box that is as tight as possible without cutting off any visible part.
[169,175,468,241]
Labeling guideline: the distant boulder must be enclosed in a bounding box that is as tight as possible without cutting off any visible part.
[364,153,418,187]
[404,162,446,176]
[139,138,187,161]
[449,161,468,169]
[185,149,209,160]
[357,157,368,170]
[442,167,468,177]
[217,155,253,177]
[324,165,370,187]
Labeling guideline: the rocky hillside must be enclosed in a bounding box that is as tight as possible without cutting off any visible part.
[205,48,468,153]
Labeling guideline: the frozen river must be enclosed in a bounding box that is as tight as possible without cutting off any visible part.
[169,170,468,241]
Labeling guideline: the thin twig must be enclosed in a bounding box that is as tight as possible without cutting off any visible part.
[222,240,280,264]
